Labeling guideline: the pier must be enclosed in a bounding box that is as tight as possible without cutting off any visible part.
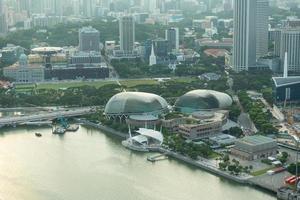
[147,153,168,162]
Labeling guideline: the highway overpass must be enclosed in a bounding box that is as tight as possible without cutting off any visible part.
[0,107,96,127]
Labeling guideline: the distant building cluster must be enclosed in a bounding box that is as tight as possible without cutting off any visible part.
[2,26,108,83]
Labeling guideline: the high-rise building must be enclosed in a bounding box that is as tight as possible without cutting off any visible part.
[79,26,100,52]
[18,0,31,14]
[223,0,233,11]
[165,27,179,52]
[0,0,7,35]
[280,28,300,73]
[270,29,282,57]
[83,0,95,17]
[119,16,135,55]
[233,0,257,72]
[256,0,269,58]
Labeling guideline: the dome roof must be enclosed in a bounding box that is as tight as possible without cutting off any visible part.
[175,90,232,113]
[105,92,169,116]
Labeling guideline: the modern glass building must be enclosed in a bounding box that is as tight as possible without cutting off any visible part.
[175,90,233,113]
[273,77,300,103]
[104,92,169,118]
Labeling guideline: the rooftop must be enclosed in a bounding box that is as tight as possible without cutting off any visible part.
[272,76,300,87]
[239,135,275,146]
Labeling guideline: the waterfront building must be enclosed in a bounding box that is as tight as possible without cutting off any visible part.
[165,27,179,52]
[279,28,300,73]
[79,26,100,52]
[178,111,228,140]
[256,0,269,59]
[175,90,233,114]
[3,54,45,83]
[104,92,169,120]
[119,16,135,56]
[233,0,257,72]
[231,135,278,160]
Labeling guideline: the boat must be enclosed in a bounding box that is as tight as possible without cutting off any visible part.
[35,132,42,137]
[66,124,79,132]
[53,127,66,134]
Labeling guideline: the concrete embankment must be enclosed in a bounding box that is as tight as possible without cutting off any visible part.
[75,119,127,139]
[78,119,278,192]
[150,147,250,184]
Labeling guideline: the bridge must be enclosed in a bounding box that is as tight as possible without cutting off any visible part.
[0,107,96,127]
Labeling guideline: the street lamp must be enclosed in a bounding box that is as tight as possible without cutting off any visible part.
[292,135,300,190]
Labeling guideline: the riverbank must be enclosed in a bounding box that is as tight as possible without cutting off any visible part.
[75,118,128,139]
[78,119,280,195]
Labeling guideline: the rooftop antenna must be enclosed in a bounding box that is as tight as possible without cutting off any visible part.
[283,52,288,78]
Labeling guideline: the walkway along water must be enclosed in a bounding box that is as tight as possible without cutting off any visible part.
[75,119,284,194]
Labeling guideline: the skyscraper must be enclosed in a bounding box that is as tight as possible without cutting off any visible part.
[79,26,100,52]
[280,28,300,73]
[256,0,269,58]
[233,0,257,72]
[0,0,7,35]
[119,16,135,55]
[165,27,179,52]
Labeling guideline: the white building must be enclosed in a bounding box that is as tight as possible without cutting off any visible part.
[149,44,157,66]
[3,54,45,83]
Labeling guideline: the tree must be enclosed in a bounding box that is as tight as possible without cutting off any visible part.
[228,127,243,138]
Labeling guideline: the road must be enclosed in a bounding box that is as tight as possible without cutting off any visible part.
[233,95,257,134]
[0,107,96,127]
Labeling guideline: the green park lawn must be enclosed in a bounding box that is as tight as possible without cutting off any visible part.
[15,79,159,91]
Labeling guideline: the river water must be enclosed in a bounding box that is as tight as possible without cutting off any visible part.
[0,125,276,200]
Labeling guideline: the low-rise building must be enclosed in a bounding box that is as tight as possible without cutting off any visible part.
[3,54,44,83]
[178,112,227,140]
[231,135,278,160]
[209,134,237,148]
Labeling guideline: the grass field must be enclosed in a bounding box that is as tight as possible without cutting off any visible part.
[250,166,275,176]
[120,79,158,87]
[15,79,159,91]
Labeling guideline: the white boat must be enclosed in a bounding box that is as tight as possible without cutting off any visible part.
[53,127,66,134]
[66,124,79,132]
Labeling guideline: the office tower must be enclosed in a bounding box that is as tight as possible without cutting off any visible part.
[256,0,269,58]
[233,0,257,72]
[119,16,135,55]
[152,38,168,58]
[83,0,94,17]
[165,27,179,52]
[280,28,300,73]
[54,0,63,16]
[18,0,31,14]
[223,0,233,11]
[0,0,7,35]
[271,29,282,57]
[79,26,100,52]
